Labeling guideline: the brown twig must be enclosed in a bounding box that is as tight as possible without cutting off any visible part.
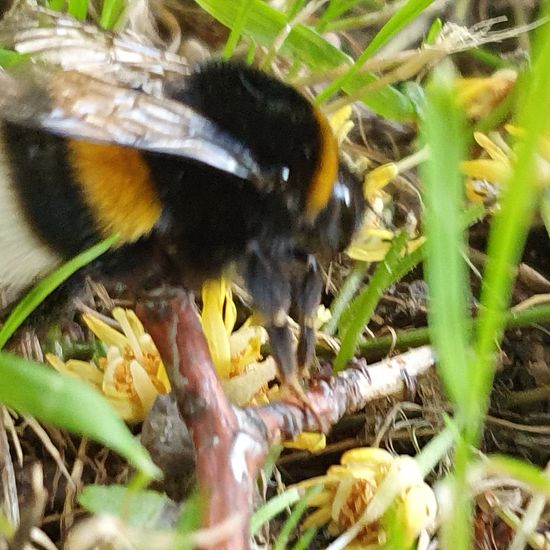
[137,289,436,550]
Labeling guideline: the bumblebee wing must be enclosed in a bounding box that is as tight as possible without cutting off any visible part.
[0,63,261,180]
[0,5,190,92]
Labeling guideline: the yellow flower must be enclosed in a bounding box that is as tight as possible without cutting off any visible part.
[47,308,170,422]
[200,278,277,404]
[461,126,550,203]
[347,158,424,262]
[455,70,517,119]
[328,105,354,145]
[296,447,437,548]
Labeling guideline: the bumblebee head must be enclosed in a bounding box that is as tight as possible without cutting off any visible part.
[166,61,339,221]
[304,163,365,256]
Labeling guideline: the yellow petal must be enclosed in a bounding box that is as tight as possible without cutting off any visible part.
[473,132,509,163]
[223,286,237,335]
[102,356,127,397]
[364,164,398,199]
[46,355,104,387]
[284,432,326,452]
[301,506,332,530]
[112,308,143,362]
[315,305,332,329]
[155,361,171,393]
[123,308,146,338]
[106,397,141,422]
[398,482,438,543]
[461,159,511,183]
[201,279,232,377]
[220,357,277,405]
[341,447,394,466]
[129,360,158,413]
[82,313,129,351]
[347,242,391,262]
[229,325,267,373]
[305,490,333,508]
[328,105,353,144]
[137,333,158,355]
[456,76,494,105]
[331,476,354,522]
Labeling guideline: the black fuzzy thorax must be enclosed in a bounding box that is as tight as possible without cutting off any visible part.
[145,153,296,282]
[165,61,323,211]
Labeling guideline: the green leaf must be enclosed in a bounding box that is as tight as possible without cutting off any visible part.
[0,352,159,477]
[0,235,117,350]
[80,485,169,527]
[194,0,414,121]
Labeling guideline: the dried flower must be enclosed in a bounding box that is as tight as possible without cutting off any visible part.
[296,447,437,548]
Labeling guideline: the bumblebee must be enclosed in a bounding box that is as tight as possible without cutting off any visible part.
[0,7,364,390]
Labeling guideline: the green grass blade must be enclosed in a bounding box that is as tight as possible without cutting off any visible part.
[175,490,203,548]
[0,49,27,67]
[47,0,66,11]
[419,62,472,549]
[315,0,434,104]
[67,0,88,20]
[222,0,253,58]
[0,351,159,477]
[0,235,118,350]
[485,455,550,495]
[99,0,127,29]
[334,232,409,372]
[472,3,550,424]
[419,63,470,407]
[250,487,302,534]
[359,302,550,356]
[324,261,369,337]
[273,486,320,550]
[195,0,415,121]
[318,0,366,27]
[291,527,317,550]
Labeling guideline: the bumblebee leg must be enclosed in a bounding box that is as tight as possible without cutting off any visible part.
[294,255,323,375]
[244,247,296,383]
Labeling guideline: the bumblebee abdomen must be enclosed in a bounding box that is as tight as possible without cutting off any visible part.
[2,123,101,258]
[0,126,63,292]
[0,123,164,292]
